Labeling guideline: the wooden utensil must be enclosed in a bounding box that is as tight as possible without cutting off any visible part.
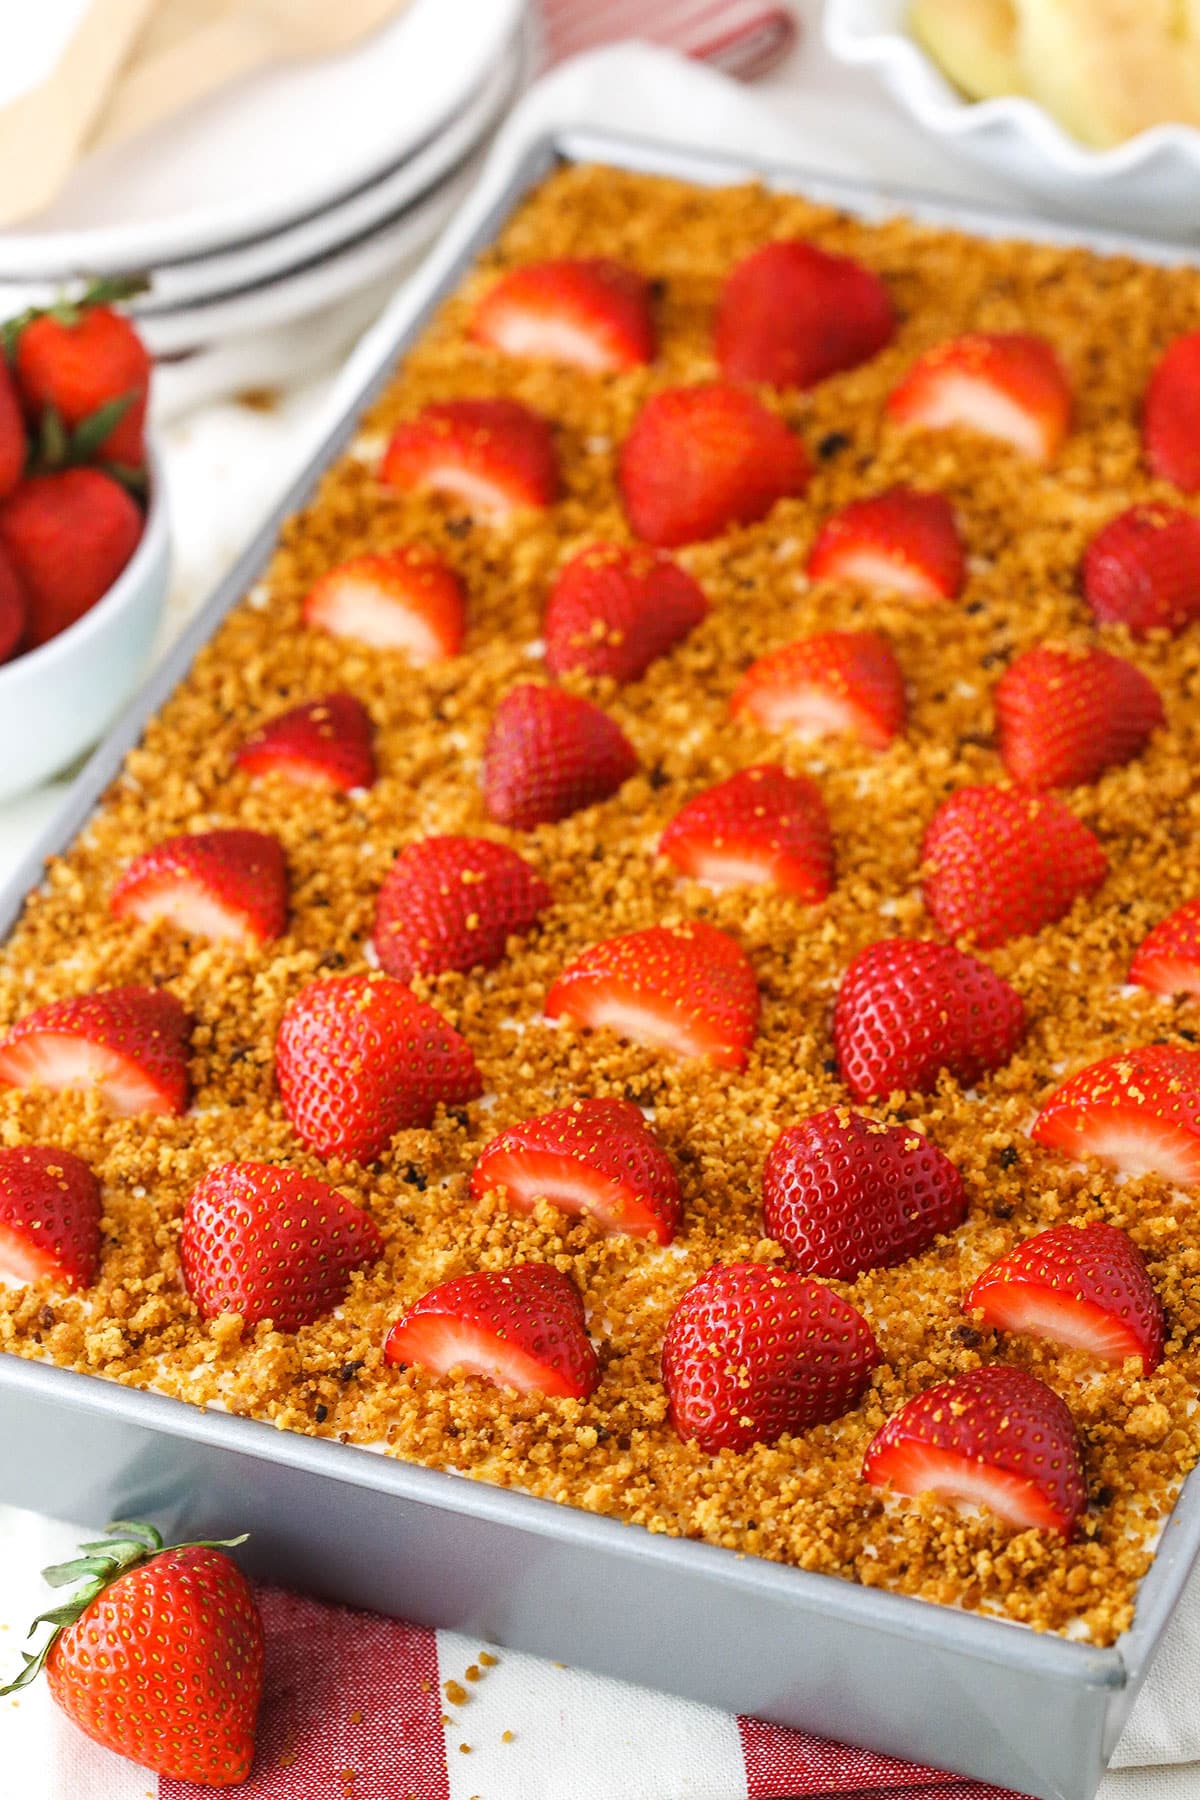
[89,0,413,153]
[0,0,160,226]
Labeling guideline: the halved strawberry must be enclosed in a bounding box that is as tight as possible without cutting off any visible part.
[0,1145,101,1289]
[469,258,655,373]
[807,486,966,602]
[1081,504,1200,637]
[1130,898,1200,996]
[545,920,759,1071]
[384,1262,599,1399]
[481,683,638,829]
[995,645,1164,789]
[275,973,481,1164]
[0,986,191,1117]
[544,542,708,683]
[303,547,465,662]
[965,1222,1164,1374]
[373,834,550,981]
[380,398,558,519]
[111,828,288,949]
[662,1261,879,1453]
[470,1096,681,1244]
[921,785,1107,948]
[887,332,1072,464]
[618,382,810,548]
[731,629,906,750]
[182,1161,382,1330]
[235,692,376,792]
[1143,330,1200,493]
[834,937,1026,1101]
[1031,1045,1200,1184]
[715,240,894,390]
[763,1108,967,1280]
[862,1365,1087,1537]
[658,764,834,900]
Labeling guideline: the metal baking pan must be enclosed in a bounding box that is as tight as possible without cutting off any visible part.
[2,126,1198,1800]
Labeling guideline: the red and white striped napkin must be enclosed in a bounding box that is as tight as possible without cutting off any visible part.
[146,1584,1024,1800]
[540,0,798,78]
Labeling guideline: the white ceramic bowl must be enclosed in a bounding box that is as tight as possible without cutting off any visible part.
[825,0,1200,237]
[0,451,170,801]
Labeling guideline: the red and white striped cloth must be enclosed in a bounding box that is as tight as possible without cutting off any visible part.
[147,1582,1024,1800]
[540,0,798,79]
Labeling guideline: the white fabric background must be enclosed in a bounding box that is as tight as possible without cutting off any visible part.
[1,11,1198,1794]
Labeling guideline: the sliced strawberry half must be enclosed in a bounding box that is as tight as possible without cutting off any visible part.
[715,239,894,390]
[658,764,834,901]
[111,828,288,949]
[1130,898,1200,996]
[235,693,376,792]
[275,972,481,1164]
[965,1222,1164,1374]
[0,986,191,1117]
[663,1261,879,1453]
[862,1365,1087,1537]
[887,332,1072,464]
[731,629,906,750]
[921,785,1107,948]
[471,1096,681,1244]
[1143,330,1200,493]
[374,834,551,981]
[469,258,656,373]
[182,1161,382,1331]
[834,937,1026,1101]
[763,1108,967,1281]
[0,1145,101,1289]
[1081,504,1200,637]
[807,486,966,602]
[544,542,708,683]
[481,683,638,829]
[618,382,811,548]
[384,1262,599,1399]
[380,398,559,519]
[995,644,1164,789]
[545,920,759,1072]
[1031,1045,1200,1184]
[303,547,465,662]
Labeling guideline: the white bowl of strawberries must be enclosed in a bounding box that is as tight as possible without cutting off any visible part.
[0,284,167,801]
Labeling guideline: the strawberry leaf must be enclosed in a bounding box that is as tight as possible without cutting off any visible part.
[36,406,69,471]
[69,392,135,463]
[0,1518,250,1698]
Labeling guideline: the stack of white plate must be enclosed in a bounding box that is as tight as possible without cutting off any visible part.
[0,0,531,358]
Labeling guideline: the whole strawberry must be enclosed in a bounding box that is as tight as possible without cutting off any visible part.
[1,1520,263,1786]
[12,284,151,468]
[0,468,142,648]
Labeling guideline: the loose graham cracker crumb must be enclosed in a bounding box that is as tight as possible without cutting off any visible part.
[3,165,1200,1647]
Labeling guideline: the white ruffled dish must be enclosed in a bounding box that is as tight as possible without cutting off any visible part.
[824,0,1200,237]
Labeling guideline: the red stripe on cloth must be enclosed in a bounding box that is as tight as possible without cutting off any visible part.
[738,1716,1031,1800]
[539,0,798,78]
[162,1587,448,1800]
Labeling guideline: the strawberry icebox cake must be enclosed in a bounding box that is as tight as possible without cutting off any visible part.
[2,163,1200,1649]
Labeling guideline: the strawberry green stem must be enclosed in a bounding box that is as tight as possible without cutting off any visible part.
[0,1520,248,1695]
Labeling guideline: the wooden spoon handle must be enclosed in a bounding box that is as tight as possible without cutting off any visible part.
[90,0,413,154]
[0,0,160,225]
